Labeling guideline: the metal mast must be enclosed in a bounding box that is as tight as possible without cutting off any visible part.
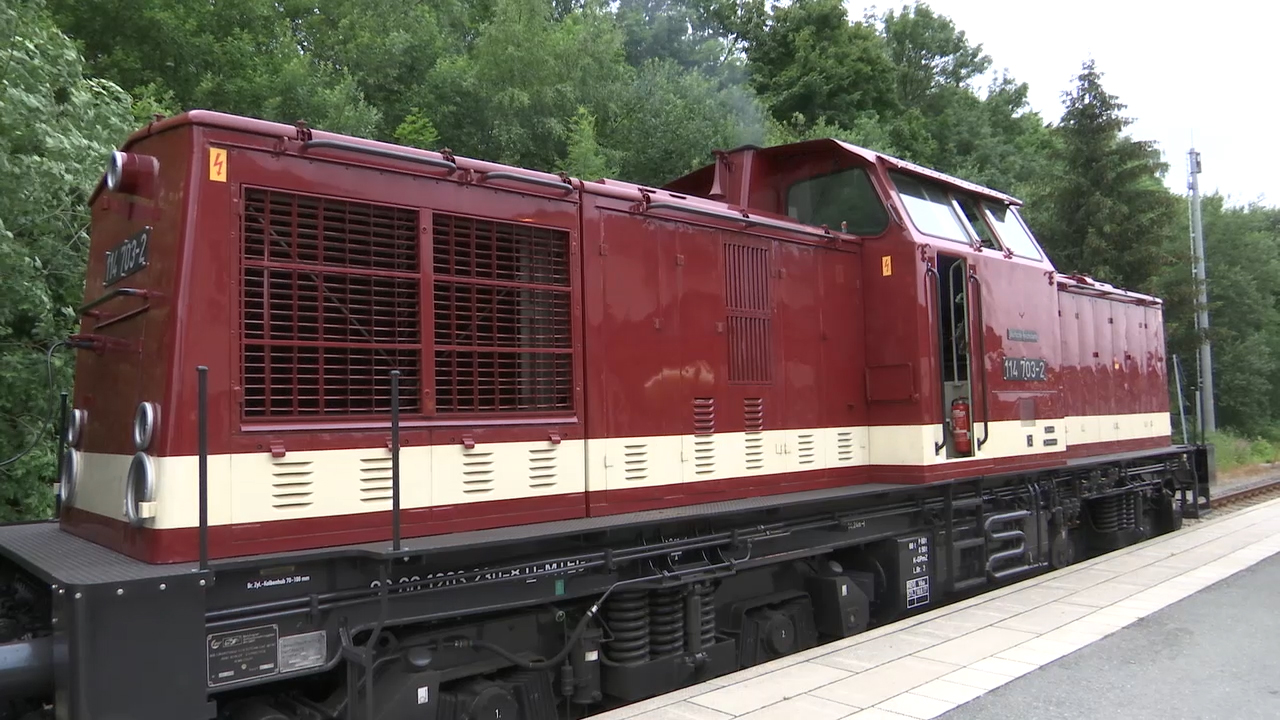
[1188,149,1215,433]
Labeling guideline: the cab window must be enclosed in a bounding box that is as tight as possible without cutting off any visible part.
[787,167,890,236]
[956,196,1000,251]
[983,202,1043,260]
[889,172,971,244]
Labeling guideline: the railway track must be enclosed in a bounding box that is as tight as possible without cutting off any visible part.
[1208,473,1280,511]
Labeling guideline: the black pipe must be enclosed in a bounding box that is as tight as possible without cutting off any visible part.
[198,365,209,572]
[0,637,53,699]
[390,369,401,553]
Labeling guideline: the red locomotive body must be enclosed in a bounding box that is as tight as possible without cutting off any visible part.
[59,112,1171,564]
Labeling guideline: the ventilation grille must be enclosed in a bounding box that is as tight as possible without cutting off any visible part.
[433,213,573,414]
[724,243,771,383]
[271,459,314,510]
[744,398,764,431]
[693,436,715,476]
[745,433,765,471]
[796,433,817,465]
[693,398,715,435]
[836,430,855,463]
[623,443,649,481]
[461,448,495,494]
[358,456,394,504]
[241,187,421,418]
[529,446,558,489]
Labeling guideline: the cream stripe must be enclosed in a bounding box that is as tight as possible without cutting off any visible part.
[67,413,1170,530]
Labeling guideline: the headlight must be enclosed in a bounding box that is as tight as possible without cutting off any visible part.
[106,151,126,192]
[133,401,158,451]
[59,448,80,506]
[64,408,86,447]
[124,452,156,527]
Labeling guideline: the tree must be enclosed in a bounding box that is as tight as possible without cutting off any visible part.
[0,0,137,520]
[1029,60,1178,294]
[48,0,382,136]
[737,0,898,131]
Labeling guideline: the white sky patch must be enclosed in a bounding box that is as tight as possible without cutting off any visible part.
[851,0,1278,207]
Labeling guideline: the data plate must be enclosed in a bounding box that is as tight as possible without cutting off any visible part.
[278,630,327,673]
[207,625,278,687]
[103,226,150,287]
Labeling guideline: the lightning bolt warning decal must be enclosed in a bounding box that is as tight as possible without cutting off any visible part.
[209,148,227,183]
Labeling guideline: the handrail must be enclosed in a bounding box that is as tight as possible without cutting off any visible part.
[197,365,210,572]
[480,171,574,194]
[389,369,402,553]
[644,201,837,241]
[78,287,149,316]
[301,139,457,173]
[924,262,946,455]
[968,270,990,450]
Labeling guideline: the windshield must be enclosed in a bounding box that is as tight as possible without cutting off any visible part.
[786,167,890,235]
[889,172,971,244]
[983,203,1043,260]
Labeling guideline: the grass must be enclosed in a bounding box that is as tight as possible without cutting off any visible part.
[1204,428,1280,475]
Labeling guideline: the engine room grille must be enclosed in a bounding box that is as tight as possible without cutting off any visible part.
[433,213,573,413]
[724,242,772,383]
[241,188,421,417]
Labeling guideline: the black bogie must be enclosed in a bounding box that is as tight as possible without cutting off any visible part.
[0,446,1211,720]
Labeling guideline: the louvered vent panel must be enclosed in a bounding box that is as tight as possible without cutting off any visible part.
[241,187,421,418]
[724,243,771,383]
[836,430,855,463]
[796,433,817,465]
[271,460,314,509]
[529,446,558,489]
[461,448,495,494]
[744,433,765,471]
[433,213,573,413]
[358,456,394,504]
[623,443,649,481]
[693,398,715,435]
[744,398,764,431]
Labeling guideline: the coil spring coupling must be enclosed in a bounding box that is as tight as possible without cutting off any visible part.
[696,581,716,645]
[649,587,685,658]
[603,589,649,665]
[1092,495,1122,532]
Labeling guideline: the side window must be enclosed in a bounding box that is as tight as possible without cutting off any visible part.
[983,203,1044,260]
[889,172,971,245]
[786,167,890,236]
[955,196,1000,251]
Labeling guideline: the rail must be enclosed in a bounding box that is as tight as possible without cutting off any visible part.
[198,365,209,572]
[480,171,574,194]
[77,286,150,316]
[301,139,457,173]
[643,201,837,241]
[968,269,990,450]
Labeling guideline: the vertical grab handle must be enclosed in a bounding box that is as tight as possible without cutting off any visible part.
[197,365,210,571]
[924,262,947,455]
[967,271,990,450]
[390,369,402,553]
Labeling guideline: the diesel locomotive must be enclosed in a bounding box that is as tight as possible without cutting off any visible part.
[0,110,1210,720]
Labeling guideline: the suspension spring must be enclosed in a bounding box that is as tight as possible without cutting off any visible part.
[696,581,716,646]
[603,589,649,665]
[1126,493,1139,528]
[1092,495,1122,532]
[649,587,685,658]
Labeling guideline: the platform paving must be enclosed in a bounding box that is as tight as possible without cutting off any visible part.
[591,496,1280,720]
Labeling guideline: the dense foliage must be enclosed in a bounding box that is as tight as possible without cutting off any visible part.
[0,0,1272,517]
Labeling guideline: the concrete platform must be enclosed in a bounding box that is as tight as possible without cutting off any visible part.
[591,496,1280,720]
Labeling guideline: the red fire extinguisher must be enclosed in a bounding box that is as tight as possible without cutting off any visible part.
[951,398,972,454]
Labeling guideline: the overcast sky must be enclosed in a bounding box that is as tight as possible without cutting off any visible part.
[852,0,1277,207]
